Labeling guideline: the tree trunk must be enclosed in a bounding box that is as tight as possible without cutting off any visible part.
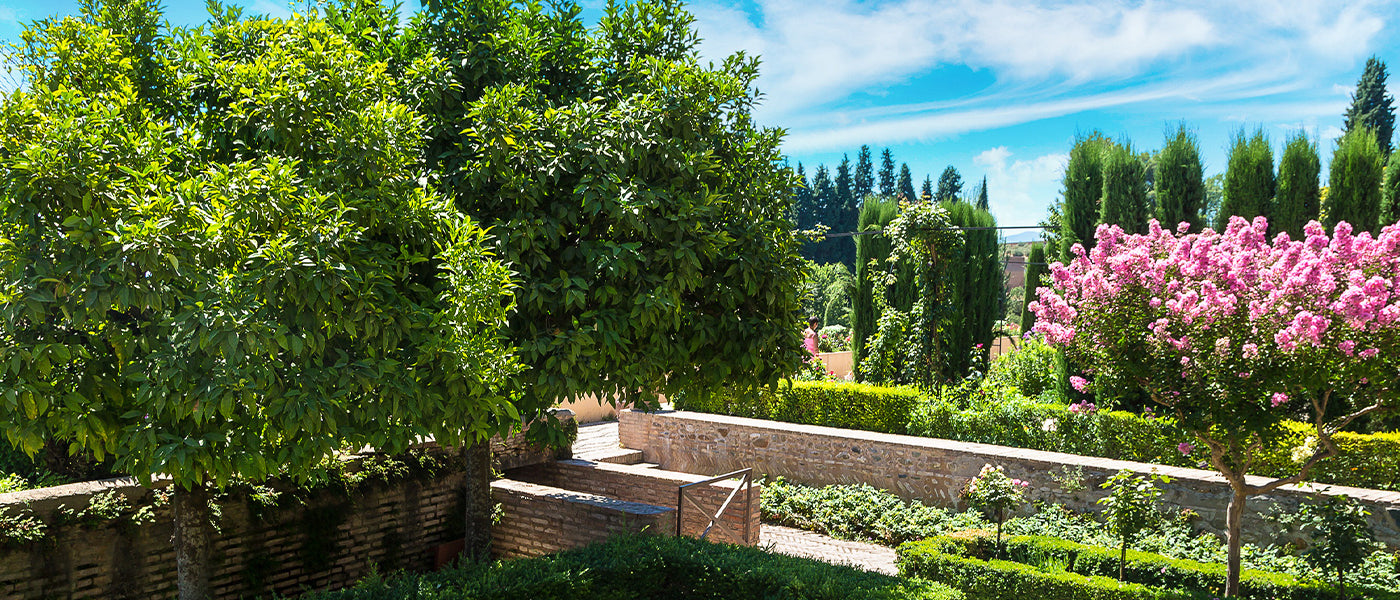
[172,484,213,600]
[1225,485,1247,598]
[1119,542,1127,581]
[463,440,493,562]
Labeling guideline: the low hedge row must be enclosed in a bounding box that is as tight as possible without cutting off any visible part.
[302,534,964,600]
[674,381,921,435]
[761,477,985,546]
[897,539,1189,600]
[912,533,1398,600]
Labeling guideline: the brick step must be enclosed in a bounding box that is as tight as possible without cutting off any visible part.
[579,448,645,465]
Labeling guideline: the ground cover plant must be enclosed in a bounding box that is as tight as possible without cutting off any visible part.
[297,534,964,600]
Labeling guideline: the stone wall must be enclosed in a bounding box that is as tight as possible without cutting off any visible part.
[490,479,674,559]
[509,459,760,546]
[620,409,1400,547]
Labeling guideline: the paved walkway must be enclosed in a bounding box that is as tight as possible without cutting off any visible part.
[566,418,899,575]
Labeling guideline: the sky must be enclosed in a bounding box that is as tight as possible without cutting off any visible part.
[4,0,1400,229]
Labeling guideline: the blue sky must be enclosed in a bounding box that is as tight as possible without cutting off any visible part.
[4,1,1399,227]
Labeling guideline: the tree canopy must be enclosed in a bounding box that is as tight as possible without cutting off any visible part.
[1344,57,1396,157]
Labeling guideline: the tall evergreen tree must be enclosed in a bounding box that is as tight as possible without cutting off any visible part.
[921,175,934,202]
[810,165,836,262]
[851,197,910,372]
[1325,127,1384,233]
[1019,242,1047,336]
[941,201,1000,379]
[1383,153,1400,227]
[855,145,875,200]
[1344,57,1396,157]
[1273,133,1321,239]
[1216,129,1275,231]
[1154,125,1205,232]
[794,162,815,233]
[1060,133,1112,260]
[835,155,854,214]
[1099,143,1149,234]
[975,175,989,210]
[897,163,916,201]
[936,165,963,203]
[878,148,896,196]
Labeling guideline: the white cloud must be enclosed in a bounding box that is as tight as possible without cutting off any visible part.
[973,147,1067,226]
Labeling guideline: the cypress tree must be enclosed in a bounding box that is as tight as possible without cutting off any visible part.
[1273,132,1321,239]
[852,197,906,372]
[810,165,835,262]
[855,145,874,200]
[1216,129,1275,231]
[1154,125,1205,232]
[1100,143,1149,234]
[1019,242,1047,336]
[831,155,856,267]
[878,148,896,196]
[1060,133,1111,260]
[941,201,1000,379]
[1344,57,1396,157]
[1325,127,1384,233]
[1383,152,1400,227]
[976,175,989,210]
[936,165,963,203]
[921,175,933,202]
[898,163,916,201]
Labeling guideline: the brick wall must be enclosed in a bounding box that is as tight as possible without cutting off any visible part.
[509,459,760,546]
[620,409,1400,548]
[490,479,674,559]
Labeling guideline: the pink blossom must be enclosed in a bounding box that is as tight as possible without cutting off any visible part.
[1360,348,1380,359]
[1178,442,1194,456]
[1271,393,1288,408]
[1069,376,1089,392]
[1338,340,1356,356]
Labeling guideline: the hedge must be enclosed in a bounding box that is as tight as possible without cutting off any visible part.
[897,539,1189,600]
[674,381,921,435]
[301,534,964,600]
[911,534,1399,600]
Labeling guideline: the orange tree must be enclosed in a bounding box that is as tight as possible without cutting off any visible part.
[0,3,516,598]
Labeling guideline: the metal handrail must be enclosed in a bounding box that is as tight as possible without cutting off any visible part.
[676,468,753,543]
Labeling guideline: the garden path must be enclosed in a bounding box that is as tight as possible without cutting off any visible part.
[571,419,900,576]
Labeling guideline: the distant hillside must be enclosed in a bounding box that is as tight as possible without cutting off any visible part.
[1001,230,1046,243]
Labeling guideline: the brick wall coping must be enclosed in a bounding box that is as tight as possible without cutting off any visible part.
[491,478,675,516]
[627,409,1400,505]
[552,459,751,491]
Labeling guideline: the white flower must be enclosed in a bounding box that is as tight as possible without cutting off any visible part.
[1041,417,1059,433]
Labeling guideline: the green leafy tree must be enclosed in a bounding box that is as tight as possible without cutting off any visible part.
[1097,470,1168,581]
[920,175,933,202]
[855,145,875,200]
[975,176,989,211]
[1059,133,1111,260]
[1274,133,1323,239]
[1154,125,1205,232]
[879,148,897,196]
[1018,242,1047,335]
[1099,143,1149,234]
[1217,129,1275,230]
[1383,153,1400,227]
[962,464,1029,558]
[1325,128,1385,233]
[942,201,999,379]
[1343,57,1396,157]
[936,165,963,203]
[1203,172,1225,227]
[0,4,519,598]
[851,197,908,374]
[897,163,916,201]
[1300,494,1381,600]
[803,261,853,328]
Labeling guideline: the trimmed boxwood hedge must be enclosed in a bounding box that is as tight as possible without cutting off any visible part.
[301,534,965,600]
[897,540,1189,600]
[674,381,922,435]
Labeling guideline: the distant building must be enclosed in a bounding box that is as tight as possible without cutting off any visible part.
[1004,255,1026,291]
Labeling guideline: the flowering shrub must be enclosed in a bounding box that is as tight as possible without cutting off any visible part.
[1031,216,1400,596]
[818,325,852,353]
[963,464,1030,556]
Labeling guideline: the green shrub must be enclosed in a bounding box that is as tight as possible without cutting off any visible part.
[985,337,1059,398]
[675,381,921,435]
[898,539,1188,600]
[762,478,985,546]
[302,534,964,600]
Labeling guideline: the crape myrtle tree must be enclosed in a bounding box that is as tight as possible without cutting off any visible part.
[1032,216,1400,597]
[0,3,518,598]
[405,0,805,431]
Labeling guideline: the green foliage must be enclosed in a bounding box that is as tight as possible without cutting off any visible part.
[1020,243,1049,335]
[409,0,806,415]
[976,176,990,211]
[1383,153,1400,227]
[1343,57,1396,157]
[803,261,854,327]
[762,478,986,546]
[963,464,1029,554]
[1061,133,1112,259]
[898,540,1189,600]
[1299,494,1381,599]
[1098,470,1169,580]
[880,148,898,197]
[938,166,965,204]
[941,202,1000,379]
[1273,133,1323,240]
[986,337,1059,398]
[899,163,917,201]
[1325,127,1385,233]
[302,534,965,600]
[856,145,876,200]
[852,197,909,372]
[817,325,851,353]
[0,508,45,547]
[674,381,921,435]
[1100,143,1150,234]
[1218,128,1276,230]
[1154,126,1206,233]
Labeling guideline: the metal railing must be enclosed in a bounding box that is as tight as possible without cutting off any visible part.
[675,468,753,543]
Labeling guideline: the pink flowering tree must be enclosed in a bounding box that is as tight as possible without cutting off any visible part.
[1031,216,1400,597]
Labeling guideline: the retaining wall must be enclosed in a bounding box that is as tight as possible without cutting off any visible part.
[490,479,674,559]
[620,409,1400,547]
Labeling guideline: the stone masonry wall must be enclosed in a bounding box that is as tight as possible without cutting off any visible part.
[509,459,760,546]
[620,409,1400,548]
[491,479,675,559]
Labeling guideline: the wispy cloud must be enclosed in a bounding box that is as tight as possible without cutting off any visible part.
[974,147,1067,225]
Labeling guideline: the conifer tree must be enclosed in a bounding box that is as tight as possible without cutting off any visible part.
[936,165,963,203]
[1100,143,1149,234]
[921,175,934,202]
[1344,57,1396,157]
[852,197,908,372]
[898,163,916,201]
[1216,129,1275,231]
[878,148,896,196]
[836,155,854,215]
[1383,153,1400,227]
[1325,128,1384,233]
[1019,242,1047,336]
[976,175,989,210]
[1060,133,1111,260]
[794,162,815,232]
[942,201,1000,378]
[1273,133,1321,239]
[810,165,836,262]
[1154,125,1205,232]
[855,145,875,200]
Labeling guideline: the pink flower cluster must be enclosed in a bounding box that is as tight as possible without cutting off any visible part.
[1067,401,1097,415]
